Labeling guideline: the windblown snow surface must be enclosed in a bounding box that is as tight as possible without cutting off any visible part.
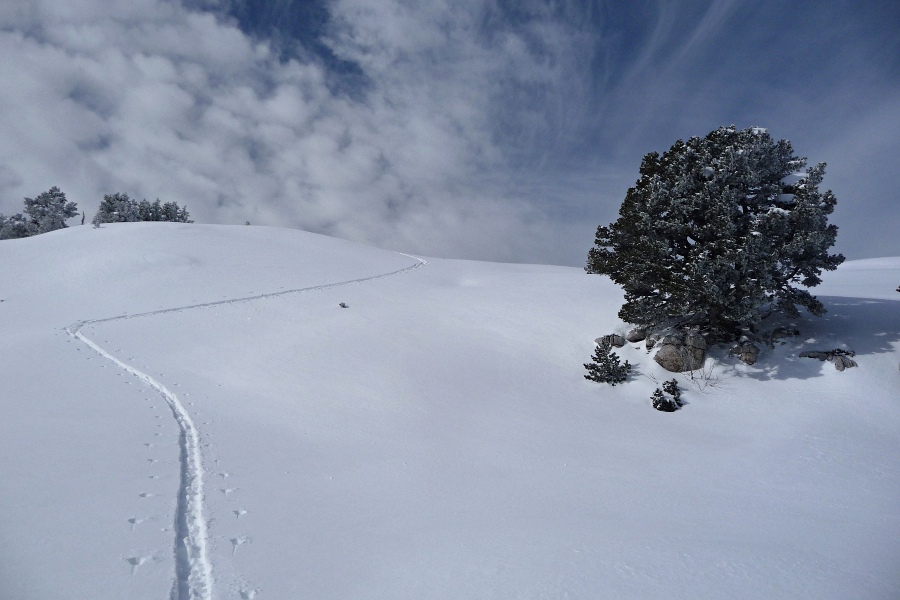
[0,223,898,599]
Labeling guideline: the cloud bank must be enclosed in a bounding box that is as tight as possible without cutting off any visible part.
[0,0,897,264]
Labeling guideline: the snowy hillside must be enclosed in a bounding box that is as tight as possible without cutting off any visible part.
[1,223,898,600]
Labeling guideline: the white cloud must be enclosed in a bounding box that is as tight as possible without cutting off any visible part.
[0,0,598,263]
[0,0,896,264]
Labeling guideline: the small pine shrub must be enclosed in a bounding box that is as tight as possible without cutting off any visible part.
[662,379,681,402]
[584,340,631,385]
[652,380,683,412]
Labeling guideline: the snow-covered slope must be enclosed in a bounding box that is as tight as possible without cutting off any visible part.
[1,223,898,600]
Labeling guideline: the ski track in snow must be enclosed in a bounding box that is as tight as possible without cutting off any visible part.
[65,254,426,600]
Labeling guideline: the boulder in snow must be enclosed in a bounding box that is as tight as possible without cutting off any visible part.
[625,328,647,343]
[595,334,626,348]
[834,355,858,371]
[654,335,705,372]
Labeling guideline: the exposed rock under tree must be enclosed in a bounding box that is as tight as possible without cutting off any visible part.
[595,334,626,348]
[625,328,647,343]
[799,349,857,371]
[653,332,707,372]
[729,340,761,365]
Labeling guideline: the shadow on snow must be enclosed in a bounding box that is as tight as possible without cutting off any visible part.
[714,296,900,382]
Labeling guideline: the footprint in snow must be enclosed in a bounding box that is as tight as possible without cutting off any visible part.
[233,509,248,519]
[125,555,152,576]
[127,517,148,531]
[240,589,259,599]
[138,492,155,499]
[220,488,237,496]
[230,536,250,556]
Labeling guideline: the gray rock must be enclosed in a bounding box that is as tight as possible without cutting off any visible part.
[606,334,627,348]
[729,341,760,365]
[684,333,707,350]
[834,355,858,371]
[654,342,705,372]
[661,333,684,346]
[625,328,647,343]
[645,333,661,350]
[595,334,626,348]
[799,349,857,370]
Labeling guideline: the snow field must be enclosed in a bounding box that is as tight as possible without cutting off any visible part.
[0,223,898,599]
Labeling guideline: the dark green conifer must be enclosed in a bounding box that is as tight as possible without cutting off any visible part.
[584,340,631,385]
[586,126,844,339]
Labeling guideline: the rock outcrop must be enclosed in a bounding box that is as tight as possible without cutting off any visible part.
[653,332,706,372]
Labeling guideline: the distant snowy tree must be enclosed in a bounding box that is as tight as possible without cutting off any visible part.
[159,201,191,223]
[1,186,77,239]
[93,194,192,225]
[0,213,34,239]
[586,126,844,340]
[92,193,139,225]
[23,187,78,233]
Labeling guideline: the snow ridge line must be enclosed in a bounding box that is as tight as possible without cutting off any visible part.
[64,253,426,599]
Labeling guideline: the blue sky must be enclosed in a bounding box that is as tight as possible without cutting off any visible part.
[0,0,897,265]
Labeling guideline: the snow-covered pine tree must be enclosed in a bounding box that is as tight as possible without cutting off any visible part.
[23,186,78,233]
[662,379,681,403]
[584,339,631,385]
[586,126,844,340]
[0,213,34,239]
[651,388,681,412]
[160,201,192,223]
[93,194,193,225]
[138,199,161,221]
[2,187,78,239]
[92,193,140,225]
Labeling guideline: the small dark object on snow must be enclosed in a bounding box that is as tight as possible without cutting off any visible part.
[338,302,349,308]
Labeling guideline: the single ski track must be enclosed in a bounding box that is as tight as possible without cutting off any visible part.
[65,253,426,600]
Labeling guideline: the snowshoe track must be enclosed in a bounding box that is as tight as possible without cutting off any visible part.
[65,254,426,600]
